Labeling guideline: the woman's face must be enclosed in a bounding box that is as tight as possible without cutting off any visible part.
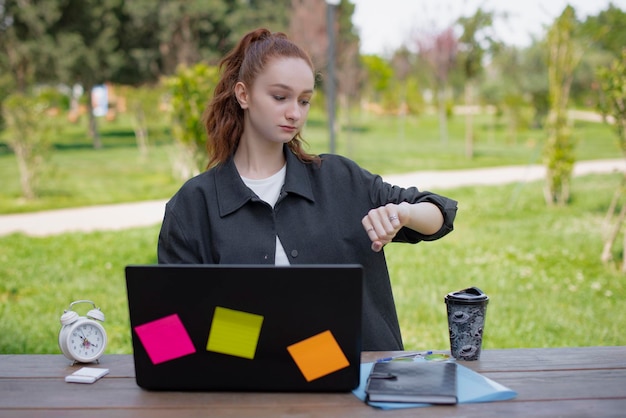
[237,57,315,146]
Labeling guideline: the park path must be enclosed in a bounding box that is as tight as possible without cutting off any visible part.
[0,158,623,237]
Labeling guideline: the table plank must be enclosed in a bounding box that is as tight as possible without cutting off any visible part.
[3,367,624,409]
[465,346,626,373]
[484,368,626,400]
[363,346,626,372]
[2,348,625,418]
[3,346,623,378]
[0,354,135,378]
[3,400,626,418]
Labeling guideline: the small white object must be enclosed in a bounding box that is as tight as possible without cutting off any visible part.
[58,300,107,364]
[65,367,109,384]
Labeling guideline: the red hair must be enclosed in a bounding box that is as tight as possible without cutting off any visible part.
[203,28,320,168]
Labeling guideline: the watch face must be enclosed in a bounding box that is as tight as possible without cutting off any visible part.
[68,321,106,362]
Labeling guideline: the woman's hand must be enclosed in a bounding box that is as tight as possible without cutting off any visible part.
[361,202,443,252]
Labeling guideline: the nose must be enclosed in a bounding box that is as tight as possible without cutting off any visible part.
[285,100,301,122]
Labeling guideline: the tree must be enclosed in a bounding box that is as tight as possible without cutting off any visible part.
[289,0,329,71]
[481,46,525,142]
[543,6,583,206]
[227,0,291,47]
[118,84,169,159]
[0,0,62,91]
[414,27,458,144]
[575,4,626,108]
[390,47,424,115]
[597,50,626,270]
[456,8,498,158]
[334,0,362,110]
[165,63,220,180]
[580,4,626,59]
[2,91,58,199]
[289,0,359,152]
[50,0,126,149]
[361,55,394,106]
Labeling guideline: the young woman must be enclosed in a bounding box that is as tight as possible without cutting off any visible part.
[157,28,457,351]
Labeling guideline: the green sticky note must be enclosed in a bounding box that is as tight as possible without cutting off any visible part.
[206,307,264,359]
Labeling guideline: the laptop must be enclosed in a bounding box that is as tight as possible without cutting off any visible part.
[125,264,363,392]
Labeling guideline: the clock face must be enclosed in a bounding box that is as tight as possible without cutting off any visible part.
[67,321,107,362]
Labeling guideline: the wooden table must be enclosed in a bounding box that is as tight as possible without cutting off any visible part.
[1,347,625,417]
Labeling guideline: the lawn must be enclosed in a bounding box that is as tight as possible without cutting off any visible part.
[0,173,623,354]
[0,109,624,354]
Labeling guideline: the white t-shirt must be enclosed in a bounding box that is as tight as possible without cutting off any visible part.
[241,164,290,266]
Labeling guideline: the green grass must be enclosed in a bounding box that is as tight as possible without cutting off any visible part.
[0,109,624,354]
[0,173,624,354]
[389,173,625,351]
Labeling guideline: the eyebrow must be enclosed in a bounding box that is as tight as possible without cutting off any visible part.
[270,83,314,95]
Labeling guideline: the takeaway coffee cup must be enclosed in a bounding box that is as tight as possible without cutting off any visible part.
[444,287,489,361]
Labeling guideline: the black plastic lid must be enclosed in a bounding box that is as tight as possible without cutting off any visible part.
[444,287,489,305]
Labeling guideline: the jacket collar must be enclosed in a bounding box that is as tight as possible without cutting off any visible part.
[215,145,315,217]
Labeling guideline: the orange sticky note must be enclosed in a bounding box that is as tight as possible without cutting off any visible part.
[286,330,350,382]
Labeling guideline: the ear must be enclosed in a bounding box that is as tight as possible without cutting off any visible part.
[234,82,249,109]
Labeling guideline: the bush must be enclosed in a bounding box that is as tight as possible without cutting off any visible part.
[1,92,58,199]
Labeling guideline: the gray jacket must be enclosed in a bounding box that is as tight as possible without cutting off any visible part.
[158,147,457,350]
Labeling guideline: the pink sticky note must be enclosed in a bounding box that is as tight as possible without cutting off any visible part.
[134,314,196,365]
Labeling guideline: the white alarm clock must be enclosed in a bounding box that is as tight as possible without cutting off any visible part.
[58,300,107,364]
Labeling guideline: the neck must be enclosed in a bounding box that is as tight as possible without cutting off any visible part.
[234,140,286,180]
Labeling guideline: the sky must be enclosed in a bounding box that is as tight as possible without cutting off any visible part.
[351,0,626,55]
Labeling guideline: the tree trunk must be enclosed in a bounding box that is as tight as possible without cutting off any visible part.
[464,82,474,159]
[622,231,626,273]
[14,145,35,200]
[438,88,448,144]
[601,199,626,264]
[85,85,102,149]
[543,6,581,207]
[132,106,149,159]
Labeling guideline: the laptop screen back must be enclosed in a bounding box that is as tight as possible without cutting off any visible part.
[125,264,363,392]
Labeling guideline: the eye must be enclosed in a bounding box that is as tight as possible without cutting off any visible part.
[273,95,286,101]
[300,99,311,106]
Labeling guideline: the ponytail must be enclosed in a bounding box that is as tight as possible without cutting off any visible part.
[203,28,320,168]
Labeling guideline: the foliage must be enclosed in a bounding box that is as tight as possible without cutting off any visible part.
[2,0,625,151]
[164,63,219,179]
[360,55,395,104]
[52,0,128,147]
[597,50,626,155]
[456,8,497,81]
[456,8,498,159]
[117,84,170,158]
[334,0,362,105]
[120,0,233,77]
[387,49,425,116]
[0,0,62,91]
[414,27,458,144]
[1,91,58,199]
[597,49,626,268]
[1,174,624,354]
[543,6,583,206]
[579,4,626,60]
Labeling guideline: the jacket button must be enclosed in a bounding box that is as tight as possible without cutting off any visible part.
[290,250,298,258]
